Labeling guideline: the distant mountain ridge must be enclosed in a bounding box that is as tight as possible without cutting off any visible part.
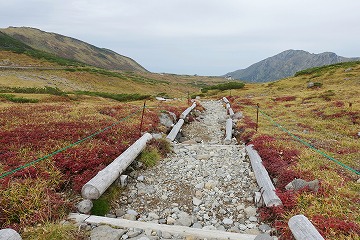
[225,50,360,82]
[0,27,147,72]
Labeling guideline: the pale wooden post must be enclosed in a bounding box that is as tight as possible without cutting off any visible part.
[245,145,282,207]
[226,102,231,109]
[180,102,196,119]
[228,108,234,117]
[288,215,324,240]
[166,119,184,141]
[224,118,233,144]
[222,97,230,103]
[82,133,153,199]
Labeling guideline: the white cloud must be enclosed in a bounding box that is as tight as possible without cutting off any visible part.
[1,0,360,75]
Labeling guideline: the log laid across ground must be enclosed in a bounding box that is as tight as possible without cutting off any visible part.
[245,145,282,207]
[166,119,185,141]
[81,133,153,200]
[180,102,196,119]
[224,118,233,145]
[288,215,324,240]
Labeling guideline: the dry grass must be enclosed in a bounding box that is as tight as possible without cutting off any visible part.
[222,63,360,239]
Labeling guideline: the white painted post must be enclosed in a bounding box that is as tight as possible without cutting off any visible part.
[228,108,234,117]
[224,118,233,145]
[245,145,282,207]
[166,119,184,141]
[180,102,196,119]
[222,97,230,103]
[226,102,231,109]
[81,133,153,199]
[288,215,324,240]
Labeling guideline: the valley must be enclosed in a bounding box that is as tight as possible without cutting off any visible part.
[0,29,359,240]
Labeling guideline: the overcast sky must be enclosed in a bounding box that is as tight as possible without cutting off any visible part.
[1,0,360,75]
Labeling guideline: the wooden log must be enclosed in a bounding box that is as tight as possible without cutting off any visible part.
[226,102,231,109]
[224,118,233,145]
[69,213,257,240]
[0,229,22,240]
[228,108,234,117]
[245,145,282,207]
[82,133,153,199]
[288,215,324,240]
[166,119,184,141]
[180,102,196,119]
[222,97,230,103]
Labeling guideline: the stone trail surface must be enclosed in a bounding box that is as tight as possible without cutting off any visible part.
[87,100,274,240]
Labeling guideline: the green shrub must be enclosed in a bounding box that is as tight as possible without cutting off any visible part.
[75,91,150,102]
[201,82,245,92]
[294,61,360,77]
[0,94,39,103]
[91,184,121,216]
[91,198,110,216]
[138,147,161,167]
[0,86,66,96]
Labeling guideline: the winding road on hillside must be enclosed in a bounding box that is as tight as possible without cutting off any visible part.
[80,100,274,240]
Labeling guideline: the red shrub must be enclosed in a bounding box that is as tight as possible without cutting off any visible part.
[311,215,360,237]
[333,101,345,107]
[274,96,296,102]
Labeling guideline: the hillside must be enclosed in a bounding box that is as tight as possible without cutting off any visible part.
[212,61,360,239]
[0,27,147,72]
[0,48,359,239]
[0,50,227,98]
[226,49,360,82]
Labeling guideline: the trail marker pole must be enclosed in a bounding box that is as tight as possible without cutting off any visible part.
[139,100,146,137]
[256,103,260,132]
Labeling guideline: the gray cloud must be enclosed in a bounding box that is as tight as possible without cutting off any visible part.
[1,0,359,75]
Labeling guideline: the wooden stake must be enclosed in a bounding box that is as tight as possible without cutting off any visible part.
[256,103,259,132]
[139,100,146,137]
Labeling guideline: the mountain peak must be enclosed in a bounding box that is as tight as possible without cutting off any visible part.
[225,50,359,82]
[0,26,147,72]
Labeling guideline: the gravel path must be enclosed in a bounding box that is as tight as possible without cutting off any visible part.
[90,100,272,239]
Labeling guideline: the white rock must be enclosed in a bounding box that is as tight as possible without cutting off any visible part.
[244,206,257,218]
[222,218,234,225]
[192,197,202,206]
[166,216,176,225]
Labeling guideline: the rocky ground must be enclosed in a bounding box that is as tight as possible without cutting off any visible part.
[87,100,275,240]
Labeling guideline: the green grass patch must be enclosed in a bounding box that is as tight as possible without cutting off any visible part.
[74,91,150,102]
[137,147,161,167]
[0,86,66,96]
[294,61,360,77]
[22,222,88,240]
[91,184,121,216]
[201,81,245,93]
[0,93,39,103]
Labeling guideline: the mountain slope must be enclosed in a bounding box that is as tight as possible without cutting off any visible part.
[0,27,147,72]
[226,49,360,82]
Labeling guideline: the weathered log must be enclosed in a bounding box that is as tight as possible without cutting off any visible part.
[222,97,230,103]
[224,118,233,145]
[69,213,257,240]
[226,102,231,109]
[81,133,153,199]
[76,199,93,214]
[228,108,234,117]
[245,145,282,207]
[166,119,184,141]
[0,228,22,240]
[180,102,196,119]
[288,215,324,240]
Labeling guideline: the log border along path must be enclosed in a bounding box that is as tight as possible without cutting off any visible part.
[70,100,275,240]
